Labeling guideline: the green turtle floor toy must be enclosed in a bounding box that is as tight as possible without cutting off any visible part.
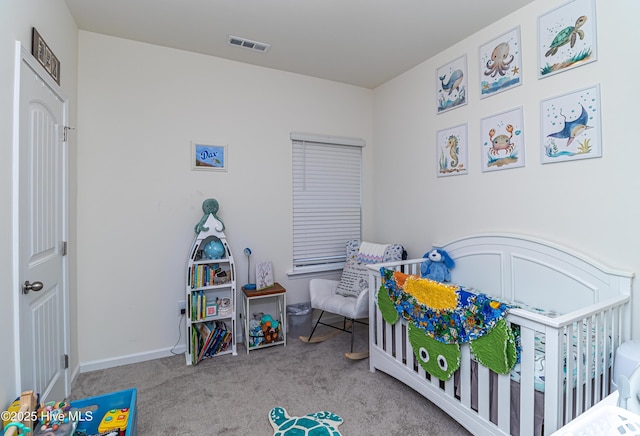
[269,407,343,436]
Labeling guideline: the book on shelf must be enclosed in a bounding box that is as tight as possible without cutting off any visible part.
[196,322,214,363]
[191,290,212,321]
[191,325,198,365]
[193,321,232,363]
[191,263,229,289]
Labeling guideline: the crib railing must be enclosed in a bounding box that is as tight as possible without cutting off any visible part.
[367,260,630,436]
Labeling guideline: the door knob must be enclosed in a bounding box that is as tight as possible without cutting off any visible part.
[23,280,44,294]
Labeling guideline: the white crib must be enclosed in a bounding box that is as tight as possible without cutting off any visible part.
[367,234,634,436]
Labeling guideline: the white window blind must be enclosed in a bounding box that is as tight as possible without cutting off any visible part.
[291,132,364,273]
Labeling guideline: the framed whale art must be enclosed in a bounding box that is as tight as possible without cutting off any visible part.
[436,54,468,114]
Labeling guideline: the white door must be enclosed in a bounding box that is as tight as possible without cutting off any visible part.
[16,44,69,401]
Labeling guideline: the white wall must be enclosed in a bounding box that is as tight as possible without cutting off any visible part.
[373,0,640,336]
[0,0,78,407]
[76,32,374,367]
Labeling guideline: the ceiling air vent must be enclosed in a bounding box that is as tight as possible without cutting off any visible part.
[227,35,270,53]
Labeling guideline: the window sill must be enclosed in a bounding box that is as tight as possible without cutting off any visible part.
[287,262,345,278]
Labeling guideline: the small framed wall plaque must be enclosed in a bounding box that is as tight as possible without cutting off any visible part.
[191,141,228,171]
[32,28,61,85]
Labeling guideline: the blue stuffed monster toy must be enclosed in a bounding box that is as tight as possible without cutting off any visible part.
[420,248,455,282]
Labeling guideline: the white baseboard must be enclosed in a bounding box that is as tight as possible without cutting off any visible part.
[78,312,354,374]
[79,344,186,373]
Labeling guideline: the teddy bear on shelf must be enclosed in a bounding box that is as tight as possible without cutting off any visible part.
[420,248,455,282]
[260,314,280,344]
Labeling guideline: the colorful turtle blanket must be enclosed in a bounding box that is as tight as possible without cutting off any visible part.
[378,268,518,380]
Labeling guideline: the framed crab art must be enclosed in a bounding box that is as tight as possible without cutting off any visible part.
[538,0,598,78]
[541,84,602,164]
[436,123,468,177]
[480,106,525,172]
[479,26,522,99]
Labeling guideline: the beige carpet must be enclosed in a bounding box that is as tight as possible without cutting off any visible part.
[70,325,470,435]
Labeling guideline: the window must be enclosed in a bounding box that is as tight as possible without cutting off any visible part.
[291,132,364,274]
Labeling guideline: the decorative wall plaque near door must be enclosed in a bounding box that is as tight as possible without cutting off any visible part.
[32,28,61,85]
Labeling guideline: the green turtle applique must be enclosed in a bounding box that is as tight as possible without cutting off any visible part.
[269,407,343,436]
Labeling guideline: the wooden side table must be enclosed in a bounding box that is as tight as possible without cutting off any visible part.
[242,282,287,353]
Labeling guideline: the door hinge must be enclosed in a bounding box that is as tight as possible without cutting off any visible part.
[61,241,67,256]
[64,354,69,369]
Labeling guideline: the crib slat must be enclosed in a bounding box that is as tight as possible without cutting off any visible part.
[593,312,602,403]
[583,316,593,412]
[394,320,403,364]
[460,346,471,409]
[565,323,576,421]
[376,308,383,350]
[477,364,490,421]
[519,326,536,436]
[405,322,415,372]
[544,326,563,434]
[497,373,510,434]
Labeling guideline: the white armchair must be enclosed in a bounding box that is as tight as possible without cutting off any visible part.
[305,240,405,358]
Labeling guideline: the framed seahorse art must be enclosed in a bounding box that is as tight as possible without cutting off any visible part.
[479,26,522,99]
[436,123,468,177]
[436,55,467,114]
[538,0,597,78]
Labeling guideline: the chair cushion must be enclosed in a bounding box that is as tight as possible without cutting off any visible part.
[335,260,370,297]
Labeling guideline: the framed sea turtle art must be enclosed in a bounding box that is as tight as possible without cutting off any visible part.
[538,0,598,78]
[479,26,522,99]
[436,54,467,114]
[540,84,602,164]
[436,123,468,177]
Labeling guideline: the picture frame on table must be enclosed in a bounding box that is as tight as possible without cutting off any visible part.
[256,261,274,290]
[538,0,597,78]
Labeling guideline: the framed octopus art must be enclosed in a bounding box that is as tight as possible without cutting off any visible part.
[478,26,522,99]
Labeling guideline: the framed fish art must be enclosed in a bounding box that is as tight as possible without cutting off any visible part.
[538,0,598,78]
[540,84,602,164]
[479,26,522,99]
[436,55,467,114]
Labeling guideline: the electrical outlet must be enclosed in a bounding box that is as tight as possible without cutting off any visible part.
[178,300,186,315]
